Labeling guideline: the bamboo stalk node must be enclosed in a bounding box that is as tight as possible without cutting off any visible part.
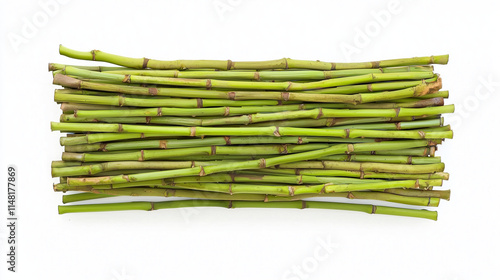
[301,201,307,209]
[122,175,131,182]
[316,108,323,119]
[224,136,231,145]
[199,166,206,176]
[371,205,377,214]
[99,143,107,151]
[395,108,401,117]
[148,88,158,95]
[347,144,354,153]
[347,192,355,199]
[149,201,154,210]
[288,186,294,196]
[142,58,150,69]
[298,175,303,184]
[281,92,290,101]
[297,137,303,145]
[122,75,131,83]
[330,63,336,70]
[345,129,351,138]
[259,158,266,168]
[224,107,230,116]
[228,200,233,208]
[371,61,380,68]
[206,79,212,90]
[91,50,97,61]
[190,127,196,136]
[273,127,281,137]
[407,156,413,164]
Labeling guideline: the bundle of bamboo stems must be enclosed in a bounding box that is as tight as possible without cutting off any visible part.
[50,45,453,220]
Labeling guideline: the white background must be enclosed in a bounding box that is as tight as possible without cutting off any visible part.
[1,0,499,279]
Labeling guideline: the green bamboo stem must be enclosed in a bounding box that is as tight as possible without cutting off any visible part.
[60,189,441,207]
[257,169,449,180]
[50,62,433,76]
[319,155,440,164]
[302,76,439,94]
[60,133,185,146]
[55,90,290,108]
[103,66,434,80]
[60,114,445,130]
[58,147,437,162]
[51,161,214,177]
[59,45,448,70]
[59,98,444,116]
[380,188,450,200]
[327,118,443,131]
[53,74,439,104]
[168,179,440,195]
[75,178,438,197]
[62,136,375,152]
[55,73,440,96]
[74,181,440,202]
[64,140,436,186]
[274,162,445,174]
[71,105,453,124]
[61,103,133,113]
[61,115,207,127]
[55,171,386,187]
[52,157,443,177]
[165,150,442,161]
[52,154,441,176]
[61,193,115,203]
[56,89,444,109]
[52,63,434,80]
[62,65,434,91]
[61,143,332,162]
[49,63,132,72]
[51,122,454,140]
[58,198,438,220]
[246,115,439,128]
[389,91,449,102]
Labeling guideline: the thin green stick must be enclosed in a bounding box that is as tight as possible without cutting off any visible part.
[53,74,439,104]
[64,140,436,186]
[59,45,447,70]
[60,143,332,162]
[57,198,438,220]
[257,169,449,180]
[51,122,453,140]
